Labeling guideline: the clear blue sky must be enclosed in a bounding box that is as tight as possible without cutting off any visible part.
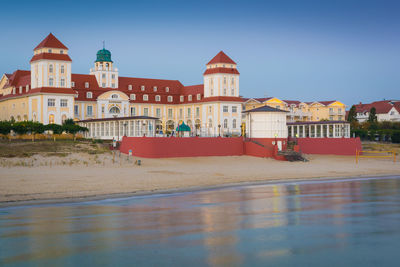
[1,0,399,107]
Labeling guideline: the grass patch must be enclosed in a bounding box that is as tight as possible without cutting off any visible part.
[362,141,400,155]
[0,139,112,158]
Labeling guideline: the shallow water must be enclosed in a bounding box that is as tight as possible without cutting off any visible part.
[1,177,400,266]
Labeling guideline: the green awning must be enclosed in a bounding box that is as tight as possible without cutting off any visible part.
[176,122,191,132]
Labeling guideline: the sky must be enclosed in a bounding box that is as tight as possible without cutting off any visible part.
[0,0,399,107]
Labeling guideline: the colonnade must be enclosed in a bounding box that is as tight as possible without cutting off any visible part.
[287,122,350,138]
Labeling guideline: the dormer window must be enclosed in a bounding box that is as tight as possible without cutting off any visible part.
[155,95,161,102]
[86,92,92,98]
[19,86,22,94]
[26,85,29,92]
[12,88,16,94]
[197,94,201,100]
[85,82,89,88]
[71,82,75,87]
[167,96,173,102]
[48,49,52,53]
[111,94,118,99]
[143,94,148,101]
[141,85,145,91]
[128,85,132,90]
[130,94,136,100]
[165,87,169,92]
[188,95,192,101]
[153,86,157,92]
[60,50,64,54]
[180,96,184,102]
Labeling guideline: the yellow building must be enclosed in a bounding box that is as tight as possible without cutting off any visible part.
[0,33,346,140]
[0,33,243,138]
[243,98,346,122]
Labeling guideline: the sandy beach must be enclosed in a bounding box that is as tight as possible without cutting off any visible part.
[0,152,399,206]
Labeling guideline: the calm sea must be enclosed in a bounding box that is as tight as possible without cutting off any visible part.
[1,176,400,266]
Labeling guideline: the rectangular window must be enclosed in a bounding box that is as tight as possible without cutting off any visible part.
[168,108,173,118]
[156,108,161,118]
[71,82,75,87]
[112,74,115,79]
[60,99,68,107]
[74,105,79,115]
[48,98,55,107]
[143,108,149,116]
[130,94,136,100]
[232,106,237,113]
[180,96,184,102]
[188,95,192,101]
[187,108,191,117]
[86,92,92,98]
[168,96,173,102]
[102,83,106,87]
[223,106,228,113]
[60,78,65,87]
[196,107,200,117]
[197,94,201,100]
[102,74,106,78]
[49,78,54,86]
[179,109,183,118]
[87,106,93,116]
[130,107,136,116]
[111,83,115,88]
[155,95,161,102]
[143,94,148,101]
[329,116,334,120]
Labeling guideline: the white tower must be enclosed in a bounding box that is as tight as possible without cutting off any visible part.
[90,45,119,88]
[203,51,240,98]
[30,33,72,89]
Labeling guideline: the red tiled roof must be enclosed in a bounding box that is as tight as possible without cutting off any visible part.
[7,70,31,87]
[34,33,68,50]
[203,67,240,75]
[5,74,11,78]
[354,100,399,114]
[182,84,203,95]
[30,53,72,63]
[283,100,301,106]
[207,51,236,65]
[319,100,336,106]
[200,96,245,103]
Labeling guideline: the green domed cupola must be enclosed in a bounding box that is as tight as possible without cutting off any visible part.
[95,48,113,63]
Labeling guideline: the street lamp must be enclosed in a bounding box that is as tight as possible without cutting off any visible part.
[218,124,221,137]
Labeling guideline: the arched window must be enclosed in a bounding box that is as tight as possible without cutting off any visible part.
[109,106,120,114]
[224,119,228,128]
[232,119,236,129]
[111,94,118,99]
[61,65,65,74]
[49,114,55,124]
[61,114,67,123]
[49,64,53,73]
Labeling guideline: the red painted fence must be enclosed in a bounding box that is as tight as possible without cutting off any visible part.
[120,136,244,158]
[296,137,362,155]
[120,136,362,158]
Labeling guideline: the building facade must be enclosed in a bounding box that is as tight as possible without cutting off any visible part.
[352,100,400,122]
[0,34,242,137]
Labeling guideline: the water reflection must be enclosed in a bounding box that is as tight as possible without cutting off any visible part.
[1,177,400,266]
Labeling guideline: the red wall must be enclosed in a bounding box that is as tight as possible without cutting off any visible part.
[297,137,362,155]
[244,141,273,157]
[120,136,244,158]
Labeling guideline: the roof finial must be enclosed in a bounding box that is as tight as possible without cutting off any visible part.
[103,40,105,49]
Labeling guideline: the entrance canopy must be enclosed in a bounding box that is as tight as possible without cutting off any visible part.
[176,122,191,132]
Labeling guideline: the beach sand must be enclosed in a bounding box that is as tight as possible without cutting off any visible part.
[0,153,399,205]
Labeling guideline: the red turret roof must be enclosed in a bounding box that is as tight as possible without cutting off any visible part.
[207,51,236,65]
[30,53,72,63]
[34,33,68,50]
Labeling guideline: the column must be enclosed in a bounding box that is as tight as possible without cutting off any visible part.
[308,125,311,137]
[302,125,305,137]
[291,126,294,137]
[333,124,336,138]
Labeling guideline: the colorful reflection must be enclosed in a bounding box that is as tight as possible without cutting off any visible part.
[1,177,400,266]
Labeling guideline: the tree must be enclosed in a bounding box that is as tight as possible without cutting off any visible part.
[45,124,63,134]
[347,105,357,122]
[62,119,88,140]
[0,121,12,136]
[368,107,377,123]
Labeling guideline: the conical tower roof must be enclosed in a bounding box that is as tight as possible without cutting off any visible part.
[207,51,236,65]
[34,33,68,50]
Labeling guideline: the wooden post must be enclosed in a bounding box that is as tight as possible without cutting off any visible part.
[356,149,358,164]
